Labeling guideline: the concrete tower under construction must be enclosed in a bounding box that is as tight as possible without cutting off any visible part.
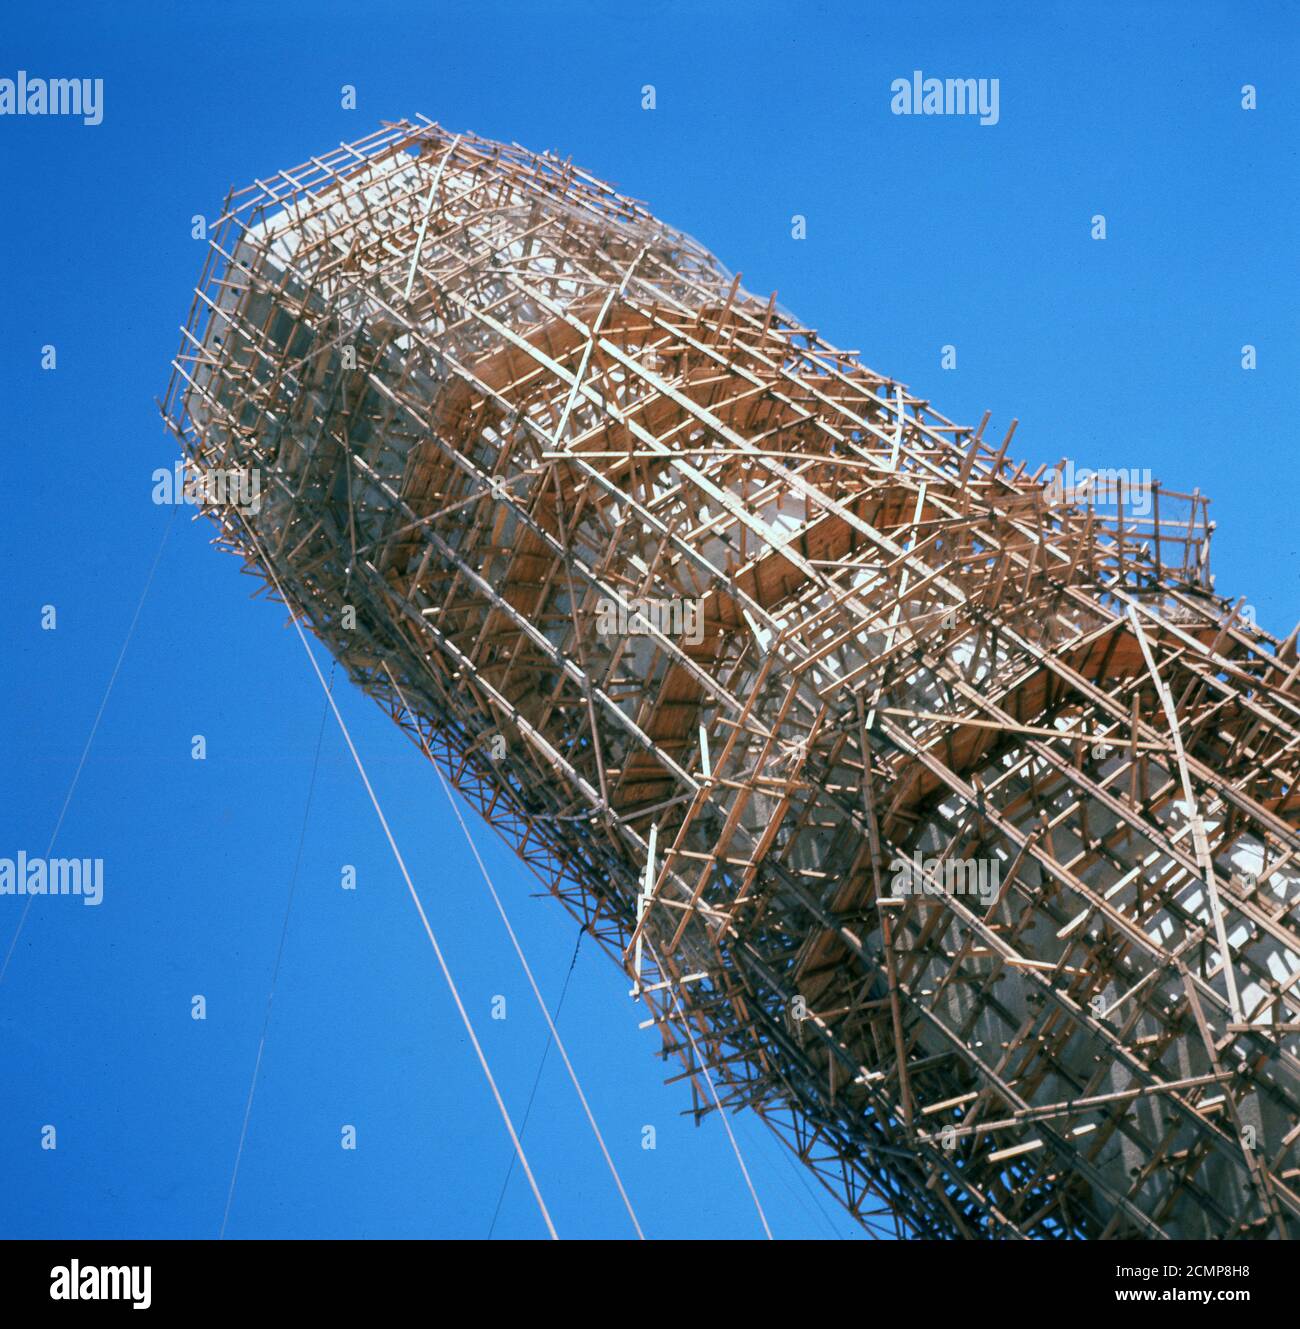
[164,119,1300,1239]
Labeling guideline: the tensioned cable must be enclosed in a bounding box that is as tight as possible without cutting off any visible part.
[382,663,645,1240]
[487,929,581,1239]
[220,662,334,1239]
[2,505,178,986]
[663,981,773,1239]
[764,1129,847,1241]
[234,510,558,1240]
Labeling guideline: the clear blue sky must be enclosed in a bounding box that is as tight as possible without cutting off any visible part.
[2,1,1296,1240]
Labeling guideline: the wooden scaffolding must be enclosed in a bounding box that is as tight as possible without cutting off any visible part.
[163,118,1300,1239]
